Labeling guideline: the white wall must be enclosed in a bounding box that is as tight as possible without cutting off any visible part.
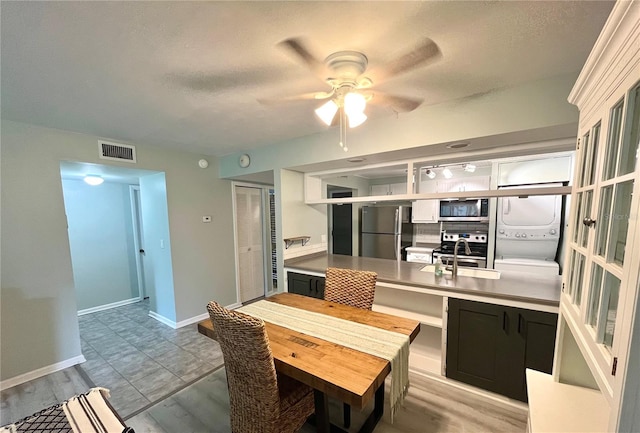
[139,173,176,322]
[0,120,237,382]
[61,179,139,310]
[280,169,327,257]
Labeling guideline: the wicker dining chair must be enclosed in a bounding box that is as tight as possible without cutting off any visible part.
[206,301,314,433]
[324,267,378,428]
[324,267,377,311]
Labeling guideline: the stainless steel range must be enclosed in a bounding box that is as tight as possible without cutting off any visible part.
[432,232,488,268]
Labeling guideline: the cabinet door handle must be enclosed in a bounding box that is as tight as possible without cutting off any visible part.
[502,311,508,333]
[518,313,525,336]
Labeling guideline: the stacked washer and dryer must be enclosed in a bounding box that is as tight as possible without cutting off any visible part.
[494,183,563,277]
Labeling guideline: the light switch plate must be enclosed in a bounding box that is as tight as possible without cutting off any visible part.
[202,216,212,223]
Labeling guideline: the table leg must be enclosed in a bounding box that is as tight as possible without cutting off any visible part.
[356,381,385,433]
[313,389,330,433]
[311,382,385,433]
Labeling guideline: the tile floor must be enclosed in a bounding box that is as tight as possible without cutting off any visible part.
[78,299,224,419]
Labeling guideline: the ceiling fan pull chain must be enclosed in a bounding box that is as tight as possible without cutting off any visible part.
[340,108,348,152]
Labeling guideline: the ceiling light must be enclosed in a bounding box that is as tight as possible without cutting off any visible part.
[464,163,476,173]
[315,100,339,126]
[84,175,104,186]
[446,142,470,149]
[442,168,453,179]
[347,111,367,128]
[316,89,369,152]
[425,169,436,179]
[344,92,366,116]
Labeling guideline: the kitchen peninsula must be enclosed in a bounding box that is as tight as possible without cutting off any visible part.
[285,253,561,403]
[285,253,561,307]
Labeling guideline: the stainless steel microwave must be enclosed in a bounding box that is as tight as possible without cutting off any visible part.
[439,198,489,222]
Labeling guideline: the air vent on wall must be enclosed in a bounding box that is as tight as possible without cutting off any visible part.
[98,141,136,163]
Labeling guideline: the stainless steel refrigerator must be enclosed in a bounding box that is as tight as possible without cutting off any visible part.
[360,205,414,261]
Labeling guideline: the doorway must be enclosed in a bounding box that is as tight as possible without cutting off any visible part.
[330,190,353,255]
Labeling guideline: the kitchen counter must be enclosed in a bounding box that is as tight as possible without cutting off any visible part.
[284,254,561,307]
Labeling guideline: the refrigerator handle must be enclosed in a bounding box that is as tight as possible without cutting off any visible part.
[394,208,400,260]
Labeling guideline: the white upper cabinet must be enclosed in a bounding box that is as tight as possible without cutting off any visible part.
[437,175,490,193]
[498,156,573,186]
[369,181,408,196]
[413,168,438,223]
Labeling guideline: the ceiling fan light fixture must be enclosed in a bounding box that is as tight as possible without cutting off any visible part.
[315,100,339,126]
[347,111,367,128]
[344,92,366,116]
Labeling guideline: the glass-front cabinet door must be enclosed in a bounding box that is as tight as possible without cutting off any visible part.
[564,78,640,398]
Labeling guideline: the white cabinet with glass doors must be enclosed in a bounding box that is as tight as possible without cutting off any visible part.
[544,2,640,431]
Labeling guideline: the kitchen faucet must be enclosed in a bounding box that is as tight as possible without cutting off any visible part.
[446,238,472,278]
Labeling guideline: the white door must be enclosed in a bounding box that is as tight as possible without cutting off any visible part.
[129,185,147,299]
[235,186,266,302]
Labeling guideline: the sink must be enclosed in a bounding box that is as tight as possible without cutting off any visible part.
[420,264,501,280]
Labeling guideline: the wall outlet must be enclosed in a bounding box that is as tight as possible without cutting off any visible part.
[160,239,165,249]
[202,215,212,223]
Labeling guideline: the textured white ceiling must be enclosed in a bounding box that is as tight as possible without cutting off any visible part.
[1,1,614,157]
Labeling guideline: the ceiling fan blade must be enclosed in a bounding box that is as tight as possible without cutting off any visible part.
[369,92,423,112]
[277,38,328,81]
[368,38,442,84]
[257,90,333,106]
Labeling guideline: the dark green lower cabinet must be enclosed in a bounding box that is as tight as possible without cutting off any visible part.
[287,272,325,299]
[446,298,557,402]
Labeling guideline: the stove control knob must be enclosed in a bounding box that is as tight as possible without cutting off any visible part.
[515,233,521,238]
[550,229,557,235]
[499,229,505,234]
[522,233,527,238]
[481,236,486,241]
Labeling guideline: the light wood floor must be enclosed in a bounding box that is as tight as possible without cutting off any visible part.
[0,366,90,426]
[2,363,527,432]
[127,367,528,433]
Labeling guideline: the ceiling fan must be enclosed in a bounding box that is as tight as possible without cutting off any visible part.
[260,37,442,150]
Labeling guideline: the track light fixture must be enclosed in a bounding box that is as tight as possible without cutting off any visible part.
[423,162,480,179]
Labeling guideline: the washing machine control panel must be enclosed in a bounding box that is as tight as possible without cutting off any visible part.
[497,227,560,240]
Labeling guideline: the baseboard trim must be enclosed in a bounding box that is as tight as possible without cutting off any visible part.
[0,355,87,390]
[148,311,178,329]
[77,297,142,316]
[175,312,209,329]
[149,303,244,329]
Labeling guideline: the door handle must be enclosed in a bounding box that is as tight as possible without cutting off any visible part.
[139,249,145,253]
[503,198,511,215]
[582,217,596,227]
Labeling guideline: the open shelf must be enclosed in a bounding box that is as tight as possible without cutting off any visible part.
[410,351,442,376]
[284,236,310,249]
[373,304,443,328]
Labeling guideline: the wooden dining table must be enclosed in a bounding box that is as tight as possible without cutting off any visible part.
[197,293,420,433]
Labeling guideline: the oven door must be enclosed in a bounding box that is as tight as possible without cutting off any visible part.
[432,253,486,268]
